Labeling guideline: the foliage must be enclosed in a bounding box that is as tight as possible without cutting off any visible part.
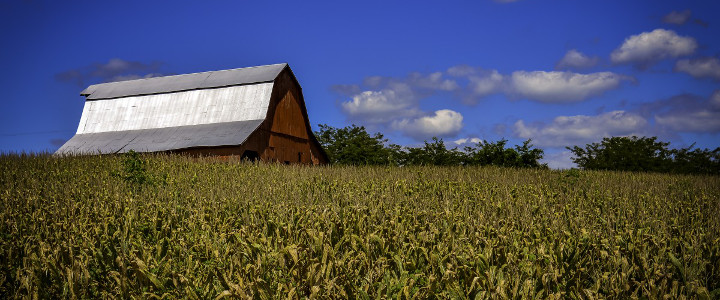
[401,137,464,166]
[463,138,547,168]
[118,150,152,185]
[316,124,547,168]
[315,124,400,165]
[1,153,719,298]
[672,143,720,175]
[568,136,720,174]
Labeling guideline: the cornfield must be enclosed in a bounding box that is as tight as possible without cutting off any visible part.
[1,153,718,299]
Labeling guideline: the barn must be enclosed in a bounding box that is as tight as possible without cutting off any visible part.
[55,63,328,164]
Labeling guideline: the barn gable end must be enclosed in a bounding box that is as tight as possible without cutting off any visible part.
[56,63,328,164]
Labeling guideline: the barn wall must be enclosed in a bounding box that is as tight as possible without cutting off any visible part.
[172,146,246,157]
[255,69,327,164]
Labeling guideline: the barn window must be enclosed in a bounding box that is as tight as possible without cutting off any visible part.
[298,152,302,162]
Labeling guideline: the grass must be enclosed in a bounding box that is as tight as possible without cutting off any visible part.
[1,152,719,298]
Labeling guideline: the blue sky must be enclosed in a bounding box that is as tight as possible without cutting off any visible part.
[1,0,719,168]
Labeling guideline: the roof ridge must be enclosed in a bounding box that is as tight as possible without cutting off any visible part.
[83,62,287,89]
[81,63,289,99]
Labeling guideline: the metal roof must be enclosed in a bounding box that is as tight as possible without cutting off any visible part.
[76,83,273,134]
[81,63,287,100]
[56,120,264,154]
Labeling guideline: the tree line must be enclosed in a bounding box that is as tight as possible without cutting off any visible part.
[315,124,546,168]
[315,124,719,175]
[567,136,719,175]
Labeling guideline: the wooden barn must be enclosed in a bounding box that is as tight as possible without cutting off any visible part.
[56,63,328,164]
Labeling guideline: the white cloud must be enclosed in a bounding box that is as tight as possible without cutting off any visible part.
[556,49,599,70]
[610,29,697,68]
[674,57,720,80]
[446,65,477,77]
[338,71,463,140]
[541,150,576,170]
[468,70,505,97]
[449,67,628,103]
[392,110,464,140]
[513,110,648,147]
[340,84,420,124]
[446,66,506,104]
[337,66,628,140]
[407,72,459,91]
[712,90,720,109]
[655,110,720,132]
[662,10,692,25]
[509,71,628,103]
[651,91,720,133]
[453,137,482,146]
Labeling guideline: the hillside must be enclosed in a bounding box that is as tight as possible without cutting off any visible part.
[1,153,718,298]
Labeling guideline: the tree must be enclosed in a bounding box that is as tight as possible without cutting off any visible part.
[314,124,400,165]
[567,136,719,174]
[401,137,464,166]
[567,136,672,172]
[315,124,549,168]
[669,143,720,175]
[463,139,547,168]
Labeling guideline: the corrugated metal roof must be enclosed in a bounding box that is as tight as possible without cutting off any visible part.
[56,120,264,155]
[81,63,287,100]
[77,83,274,134]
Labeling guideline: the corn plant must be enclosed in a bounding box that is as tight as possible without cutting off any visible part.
[0,153,718,298]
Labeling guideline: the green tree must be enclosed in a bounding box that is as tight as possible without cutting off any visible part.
[567,136,672,172]
[567,136,719,174]
[402,137,464,166]
[315,124,400,165]
[463,139,547,168]
[669,143,720,175]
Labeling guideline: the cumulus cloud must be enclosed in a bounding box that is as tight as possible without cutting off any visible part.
[339,72,459,124]
[467,70,505,97]
[713,90,720,109]
[453,137,482,146]
[340,84,421,124]
[509,71,629,103]
[642,91,720,133]
[55,58,164,87]
[446,66,626,104]
[556,49,599,70]
[336,66,629,139]
[674,57,720,80]
[656,111,720,133]
[610,29,697,68]
[662,10,692,25]
[359,73,458,91]
[541,150,576,170]
[446,66,506,103]
[392,110,464,140]
[336,72,462,140]
[513,111,648,148]
[407,72,459,91]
